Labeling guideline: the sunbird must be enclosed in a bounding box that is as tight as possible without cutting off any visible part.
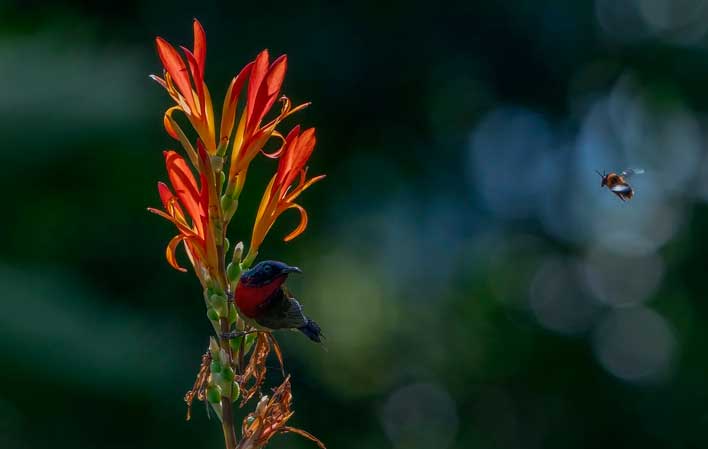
[228,260,323,343]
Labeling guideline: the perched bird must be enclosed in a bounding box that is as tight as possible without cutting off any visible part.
[597,168,644,201]
[231,260,323,343]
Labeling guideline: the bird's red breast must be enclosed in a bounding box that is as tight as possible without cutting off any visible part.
[235,275,286,318]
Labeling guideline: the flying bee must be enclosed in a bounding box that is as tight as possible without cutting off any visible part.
[596,168,645,201]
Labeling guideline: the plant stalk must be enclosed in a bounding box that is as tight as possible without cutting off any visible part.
[219,316,238,449]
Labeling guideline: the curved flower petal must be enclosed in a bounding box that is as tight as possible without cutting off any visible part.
[260,130,285,159]
[163,106,182,140]
[285,174,326,203]
[282,203,308,242]
[166,234,189,272]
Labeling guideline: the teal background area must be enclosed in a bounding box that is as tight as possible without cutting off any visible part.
[2,1,708,448]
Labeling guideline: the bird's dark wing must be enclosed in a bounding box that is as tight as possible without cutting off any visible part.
[255,288,308,330]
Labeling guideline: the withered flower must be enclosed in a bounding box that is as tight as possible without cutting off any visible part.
[238,377,325,449]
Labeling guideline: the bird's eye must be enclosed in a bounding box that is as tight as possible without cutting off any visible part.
[263,265,272,273]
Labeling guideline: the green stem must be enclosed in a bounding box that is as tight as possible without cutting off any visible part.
[219,317,237,449]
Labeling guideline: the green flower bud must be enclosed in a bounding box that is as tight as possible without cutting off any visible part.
[209,337,220,356]
[205,278,221,293]
[210,155,224,172]
[216,141,228,157]
[228,304,238,325]
[219,349,229,366]
[232,242,244,264]
[207,307,219,321]
[244,333,257,354]
[220,195,234,216]
[207,385,221,404]
[221,366,235,383]
[226,262,241,283]
[210,360,223,374]
[229,335,244,352]
[209,294,228,317]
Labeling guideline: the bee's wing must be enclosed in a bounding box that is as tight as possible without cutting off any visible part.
[610,184,632,193]
[620,168,645,178]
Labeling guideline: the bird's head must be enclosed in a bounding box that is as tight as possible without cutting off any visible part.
[239,260,302,288]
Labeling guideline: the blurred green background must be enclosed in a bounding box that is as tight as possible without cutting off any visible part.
[3,0,708,448]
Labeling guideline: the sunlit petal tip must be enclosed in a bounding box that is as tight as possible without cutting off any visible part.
[192,19,206,72]
[308,173,327,185]
[149,74,167,88]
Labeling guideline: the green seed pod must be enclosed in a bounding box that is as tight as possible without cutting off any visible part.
[207,385,221,404]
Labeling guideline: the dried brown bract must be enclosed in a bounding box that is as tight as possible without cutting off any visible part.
[184,351,212,421]
[238,333,271,406]
[237,377,325,449]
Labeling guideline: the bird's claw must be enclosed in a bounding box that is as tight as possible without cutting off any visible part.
[221,330,258,339]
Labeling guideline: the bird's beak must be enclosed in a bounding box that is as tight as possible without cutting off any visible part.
[284,266,302,274]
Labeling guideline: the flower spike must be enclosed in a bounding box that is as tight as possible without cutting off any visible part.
[247,126,324,261]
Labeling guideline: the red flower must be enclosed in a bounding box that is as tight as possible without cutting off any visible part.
[152,20,307,199]
[148,149,215,274]
[152,20,216,153]
[247,126,325,262]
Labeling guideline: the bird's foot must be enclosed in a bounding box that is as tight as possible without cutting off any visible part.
[221,330,259,339]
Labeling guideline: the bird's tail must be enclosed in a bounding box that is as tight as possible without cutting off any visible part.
[298,319,324,343]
